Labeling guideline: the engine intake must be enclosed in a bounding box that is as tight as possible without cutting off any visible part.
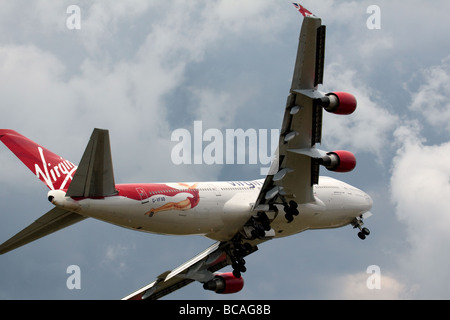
[320,150,356,173]
[203,272,244,294]
[316,92,357,115]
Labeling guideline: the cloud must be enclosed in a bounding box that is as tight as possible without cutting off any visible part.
[81,2,151,36]
[99,243,132,277]
[390,123,450,298]
[321,62,398,160]
[407,56,450,132]
[324,270,416,299]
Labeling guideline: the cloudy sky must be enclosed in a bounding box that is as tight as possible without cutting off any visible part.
[0,0,449,300]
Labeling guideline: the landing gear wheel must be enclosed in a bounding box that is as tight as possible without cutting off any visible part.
[284,200,299,222]
[357,227,370,240]
[232,259,246,276]
[362,227,370,236]
[285,213,294,223]
[289,200,298,210]
[230,241,250,278]
[351,216,371,240]
[232,261,246,272]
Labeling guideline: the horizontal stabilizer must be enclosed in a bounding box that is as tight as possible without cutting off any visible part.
[0,207,86,255]
[66,128,117,197]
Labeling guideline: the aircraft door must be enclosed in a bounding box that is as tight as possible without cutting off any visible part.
[136,187,149,204]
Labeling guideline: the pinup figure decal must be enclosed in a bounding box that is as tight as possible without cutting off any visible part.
[144,183,200,217]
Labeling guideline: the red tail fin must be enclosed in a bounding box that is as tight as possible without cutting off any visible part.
[0,129,77,190]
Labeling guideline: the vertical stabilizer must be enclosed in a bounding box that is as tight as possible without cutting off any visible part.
[0,129,77,190]
[66,128,117,197]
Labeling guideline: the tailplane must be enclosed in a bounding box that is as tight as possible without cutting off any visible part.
[0,129,77,190]
[0,207,86,255]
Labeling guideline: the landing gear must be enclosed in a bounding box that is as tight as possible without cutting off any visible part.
[352,216,370,240]
[228,209,273,277]
[283,200,299,223]
[232,259,246,278]
[229,241,253,278]
[242,212,274,240]
[357,227,370,240]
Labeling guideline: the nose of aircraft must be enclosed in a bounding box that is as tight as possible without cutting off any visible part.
[342,181,373,214]
[360,190,373,213]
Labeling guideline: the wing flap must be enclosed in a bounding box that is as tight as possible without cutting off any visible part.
[0,207,86,255]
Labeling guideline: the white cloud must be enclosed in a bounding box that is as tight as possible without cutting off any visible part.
[325,271,416,299]
[100,244,130,275]
[391,123,450,298]
[321,62,398,160]
[408,56,450,132]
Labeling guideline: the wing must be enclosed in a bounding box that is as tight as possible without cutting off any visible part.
[122,241,257,300]
[254,16,326,209]
[0,207,86,254]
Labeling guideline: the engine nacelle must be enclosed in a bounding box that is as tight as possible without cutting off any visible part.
[317,92,357,115]
[203,272,244,294]
[320,150,356,173]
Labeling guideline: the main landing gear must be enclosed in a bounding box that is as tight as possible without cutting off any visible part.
[351,216,370,240]
[283,200,299,223]
[229,241,253,278]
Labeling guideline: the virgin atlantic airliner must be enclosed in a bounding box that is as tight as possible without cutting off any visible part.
[0,5,372,299]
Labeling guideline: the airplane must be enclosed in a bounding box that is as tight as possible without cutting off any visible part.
[0,5,372,299]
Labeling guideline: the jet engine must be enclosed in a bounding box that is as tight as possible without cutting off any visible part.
[320,150,356,173]
[316,92,357,115]
[203,272,244,294]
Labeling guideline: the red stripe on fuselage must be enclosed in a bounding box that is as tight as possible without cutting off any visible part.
[115,183,200,207]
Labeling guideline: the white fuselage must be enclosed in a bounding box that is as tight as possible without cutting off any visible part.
[49,176,372,242]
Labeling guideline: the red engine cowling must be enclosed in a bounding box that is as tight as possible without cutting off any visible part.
[203,272,244,294]
[318,92,357,115]
[321,150,356,173]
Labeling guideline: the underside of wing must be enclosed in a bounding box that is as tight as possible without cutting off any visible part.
[255,17,325,209]
[254,16,357,217]
[122,241,258,300]
[291,16,326,90]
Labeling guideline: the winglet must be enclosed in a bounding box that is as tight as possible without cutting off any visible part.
[292,3,315,17]
[66,128,117,198]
